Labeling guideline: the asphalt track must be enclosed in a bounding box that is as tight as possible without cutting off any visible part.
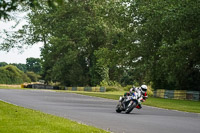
[0,89,200,133]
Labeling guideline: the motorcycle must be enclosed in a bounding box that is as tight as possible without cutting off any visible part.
[116,92,140,114]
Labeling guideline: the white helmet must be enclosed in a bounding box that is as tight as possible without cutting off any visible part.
[141,85,147,94]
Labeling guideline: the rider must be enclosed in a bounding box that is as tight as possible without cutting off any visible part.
[122,85,148,109]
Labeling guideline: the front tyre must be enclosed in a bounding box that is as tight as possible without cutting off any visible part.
[125,101,136,114]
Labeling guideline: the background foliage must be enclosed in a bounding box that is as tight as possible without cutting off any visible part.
[0,58,41,84]
[0,65,30,84]
[0,0,199,90]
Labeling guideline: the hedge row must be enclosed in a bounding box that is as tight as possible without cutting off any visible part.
[0,65,39,84]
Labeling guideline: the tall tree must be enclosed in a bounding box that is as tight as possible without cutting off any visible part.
[126,0,200,90]
[26,57,41,74]
[0,0,64,19]
[2,0,199,91]
[32,0,125,86]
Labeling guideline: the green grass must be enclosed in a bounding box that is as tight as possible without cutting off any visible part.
[0,85,23,89]
[0,86,22,89]
[0,101,109,133]
[64,91,200,113]
[144,97,200,113]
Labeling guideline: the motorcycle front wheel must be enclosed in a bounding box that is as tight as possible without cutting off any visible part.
[125,101,136,114]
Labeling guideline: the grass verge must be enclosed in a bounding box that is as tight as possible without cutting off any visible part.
[0,100,109,133]
[0,84,22,89]
[144,97,200,113]
[64,91,200,113]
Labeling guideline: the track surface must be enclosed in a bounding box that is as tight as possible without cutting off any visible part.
[0,89,200,133]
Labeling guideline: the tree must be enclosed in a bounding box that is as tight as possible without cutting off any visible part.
[10,63,27,72]
[2,0,199,91]
[31,0,125,86]
[26,71,40,82]
[1,0,130,86]
[26,57,41,74]
[0,62,8,67]
[0,0,64,19]
[126,0,200,90]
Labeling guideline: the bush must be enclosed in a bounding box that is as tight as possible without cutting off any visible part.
[99,80,123,92]
[147,85,154,96]
[22,73,31,83]
[106,86,121,92]
[123,85,132,91]
[100,80,122,87]
[0,65,31,84]
[26,71,40,82]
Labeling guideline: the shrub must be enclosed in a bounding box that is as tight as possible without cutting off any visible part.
[22,73,31,83]
[106,86,121,92]
[99,80,123,91]
[26,71,40,82]
[0,65,31,84]
[123,85,132,91]
[147,85,154,96]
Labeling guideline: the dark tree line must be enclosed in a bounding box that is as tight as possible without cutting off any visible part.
[1,0,200,90]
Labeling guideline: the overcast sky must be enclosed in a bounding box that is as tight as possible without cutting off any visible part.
[0,44,42,64]
[0,12,42,64]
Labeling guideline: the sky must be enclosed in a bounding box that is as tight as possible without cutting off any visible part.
[0,12,42,64]
[0,44,42,64]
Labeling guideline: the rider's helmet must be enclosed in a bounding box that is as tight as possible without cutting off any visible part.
[141,85,147,94]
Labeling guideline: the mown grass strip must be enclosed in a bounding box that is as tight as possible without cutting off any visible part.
[144,97,200,113]
[0,101,109,133]
[0,85,23,89]
[66,91,200,113]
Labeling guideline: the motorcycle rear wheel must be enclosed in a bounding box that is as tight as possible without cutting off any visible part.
[116,103,122,113]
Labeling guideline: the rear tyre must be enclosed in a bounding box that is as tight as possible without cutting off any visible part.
[116,104,122,113]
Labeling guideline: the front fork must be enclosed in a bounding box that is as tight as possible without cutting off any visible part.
[128,100,133,107]
[122,100,133,110]
[119,97,126,110]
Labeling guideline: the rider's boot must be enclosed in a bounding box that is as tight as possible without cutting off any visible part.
[136,104,142,109]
